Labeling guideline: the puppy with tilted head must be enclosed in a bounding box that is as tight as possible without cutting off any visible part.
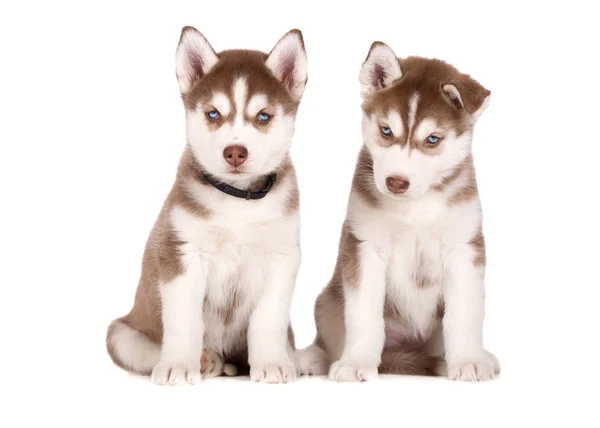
[297,42,499,381]
[106,27,307,384]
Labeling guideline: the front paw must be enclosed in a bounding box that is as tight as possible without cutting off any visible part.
[329,360,378,382]
[151,359,202,386]
[447,350,500,382]
[250,360,297,384]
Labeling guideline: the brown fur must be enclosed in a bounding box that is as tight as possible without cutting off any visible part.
[436,299,445,320]
[412,248,439,289]
[447,157,479,205]
[106,319,155,375]
[183,50,299,116]
[379,349,442,376]
[383,298,409,326]
[470,230,486,266]
[339,222,362,289]
[363,56,489,155]
[280,158,300,214]
[217,288,243,326]
[351,146,380,207]
[432,154,471,192]
[313,273,344,356]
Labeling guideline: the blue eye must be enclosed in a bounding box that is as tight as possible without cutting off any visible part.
[207,110,220,119]
[258,113,271,122]
[381,126,392,136]
[427,135,440,144]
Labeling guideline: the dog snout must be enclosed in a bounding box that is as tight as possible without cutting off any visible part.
[223,145,248,167]
[386,176,410,194]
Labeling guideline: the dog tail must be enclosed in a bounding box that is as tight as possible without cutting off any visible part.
[294,343,330,375]
[106,318,160,375]
[378,349,444,376]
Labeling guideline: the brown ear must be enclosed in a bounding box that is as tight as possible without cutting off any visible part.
[442,74,490,119]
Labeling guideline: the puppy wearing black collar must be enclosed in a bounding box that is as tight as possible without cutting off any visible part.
[106,27,307,385]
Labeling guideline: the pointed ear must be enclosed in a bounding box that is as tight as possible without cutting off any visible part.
[266,29,308,102]
[442,76,491,120]
[359,42,402,97]
[175,26,219,94]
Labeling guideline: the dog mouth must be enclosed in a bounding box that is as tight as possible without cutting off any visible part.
[223,163,248,175]
[228,168,246,175]
[383,190,410,200]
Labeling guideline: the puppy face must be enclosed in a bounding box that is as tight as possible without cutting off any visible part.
[359,43,490,199]
[175,27,307,183]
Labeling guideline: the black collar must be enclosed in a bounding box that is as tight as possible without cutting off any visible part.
[202,172,277,200]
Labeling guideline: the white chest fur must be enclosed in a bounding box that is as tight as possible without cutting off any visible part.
[385,232,443,339]
[169,204,300,354]
[349,191,481,342]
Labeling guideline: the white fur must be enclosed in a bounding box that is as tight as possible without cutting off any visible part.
[360,43,402,96]
[407,92,420,134]
[472,95,491,120]
[176,28,218,94]
[109,321,160,373]
[385,110,404,138]
[233,77,248,125]
[329,241,386,382]
[248,249,300,383]
[209,92,231,117]
[442,249,495,380]
[246,94,269,116]
[413,118,437,143]
[151,257,207,385]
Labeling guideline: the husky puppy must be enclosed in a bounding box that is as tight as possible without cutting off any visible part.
[297,42,499,381]
[106,27,307,385]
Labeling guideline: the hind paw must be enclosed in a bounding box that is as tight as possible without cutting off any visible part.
[295,345,329,375]
[200,348,237,378]
[201,348,225,379]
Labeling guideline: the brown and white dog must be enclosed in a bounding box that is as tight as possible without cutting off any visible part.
[106,27,307,384]
[297,42,500,381]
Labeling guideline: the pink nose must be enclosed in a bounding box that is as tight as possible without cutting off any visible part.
[223,145,248,167]
[386,176,410,194]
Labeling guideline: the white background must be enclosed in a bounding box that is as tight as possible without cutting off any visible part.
[1,1,598,426]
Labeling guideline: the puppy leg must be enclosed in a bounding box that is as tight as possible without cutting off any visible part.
[295,344,329,376]
[329,242,387,382]
[443,247,499,381]
[248,250,299,384]
[151,262,207,386]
